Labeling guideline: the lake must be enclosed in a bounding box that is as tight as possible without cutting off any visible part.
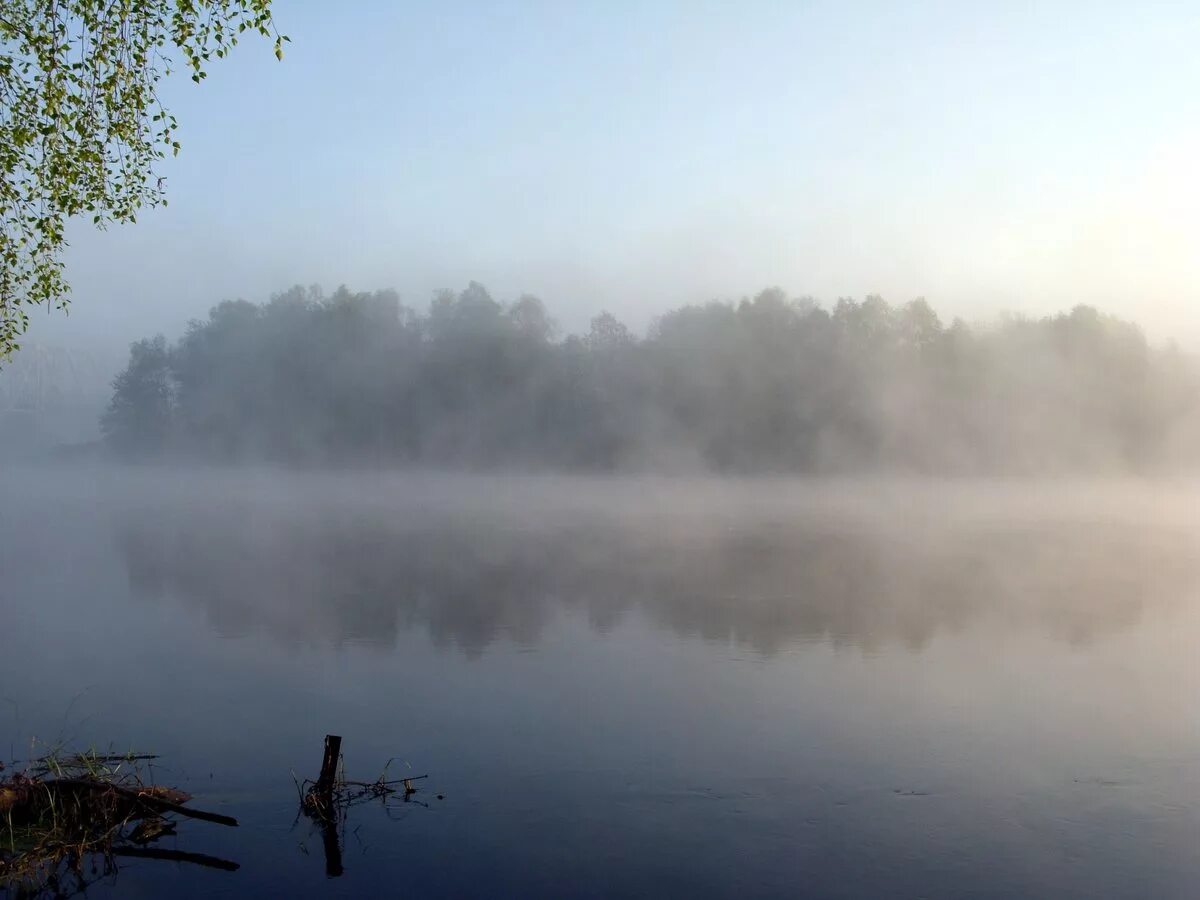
[1,468,1197,898]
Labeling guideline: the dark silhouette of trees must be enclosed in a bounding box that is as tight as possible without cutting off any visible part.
[102,284,1200,473]
[101,335,173,458]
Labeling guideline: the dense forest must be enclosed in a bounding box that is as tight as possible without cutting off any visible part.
[102,284,1200,472]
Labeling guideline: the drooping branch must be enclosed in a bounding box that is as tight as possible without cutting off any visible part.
[0,0,287,359]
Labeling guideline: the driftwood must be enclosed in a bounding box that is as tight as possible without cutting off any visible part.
[0,776,236,827]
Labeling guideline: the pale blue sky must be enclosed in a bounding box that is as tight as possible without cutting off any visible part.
[45,0,1200,352]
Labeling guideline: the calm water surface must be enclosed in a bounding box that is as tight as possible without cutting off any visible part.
[1,468,1197,898]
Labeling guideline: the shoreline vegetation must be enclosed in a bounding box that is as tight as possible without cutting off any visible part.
[99,284,1200,474]
[0,747,238,895]
[1,738,430,896]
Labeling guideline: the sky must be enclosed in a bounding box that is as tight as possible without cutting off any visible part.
[35,0,1200,354]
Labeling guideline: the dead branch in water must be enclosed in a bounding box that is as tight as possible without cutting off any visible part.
[0,777,236,827]
[300,736,428,818]
[298,735,432,877]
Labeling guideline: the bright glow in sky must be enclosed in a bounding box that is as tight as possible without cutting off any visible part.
[44,0,1200,352]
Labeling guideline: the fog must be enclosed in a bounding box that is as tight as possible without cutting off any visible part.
[0,341,115,457]
[18,464,1197,677]
[9,466,1200,654]
[112,474,1199,654]
[82,283,1200,474]
[9,283,1200,474]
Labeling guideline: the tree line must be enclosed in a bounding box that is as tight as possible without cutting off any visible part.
[102,283,1200,472]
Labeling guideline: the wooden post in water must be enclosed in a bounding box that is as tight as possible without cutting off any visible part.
[313,734,344,877]
[316,734,342,798]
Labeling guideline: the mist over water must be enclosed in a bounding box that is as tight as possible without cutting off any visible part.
[2,467,1197,897]
[108,471,1199,653]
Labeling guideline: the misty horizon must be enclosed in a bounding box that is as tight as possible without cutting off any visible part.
[14,281,1200,468]
[80,281,1199,475]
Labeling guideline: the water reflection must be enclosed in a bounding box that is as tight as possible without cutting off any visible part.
[114,496,1199,655]
[4,473,1199,899]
